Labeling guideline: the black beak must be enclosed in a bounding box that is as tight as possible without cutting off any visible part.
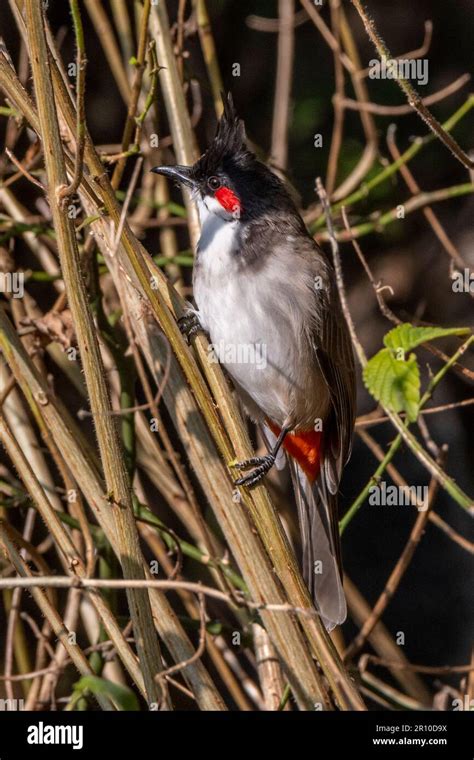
[150,164,197,190]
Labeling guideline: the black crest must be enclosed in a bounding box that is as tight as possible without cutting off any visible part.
[195,93,252,177]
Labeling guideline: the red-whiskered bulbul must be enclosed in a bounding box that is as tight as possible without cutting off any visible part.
[152,94,355,629]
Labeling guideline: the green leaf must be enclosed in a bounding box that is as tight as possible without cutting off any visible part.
[384,324,470,356]
[73,675,139,711]
[363,348,420,421]
[365,324,472,419]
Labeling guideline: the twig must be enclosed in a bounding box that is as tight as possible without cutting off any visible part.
[325,0,345,196]
[110,0,134,66]
[150,1,201,247]
[357,398,474,428]
[253,622,288,710]
[0,523,114,711]
[309,96,474,231]
[0,410,149,699]
[319,185,474,516]
[299,0,355,73]
[0,573,392,619]
[0,664,60,682]
[24,0,165,707]
[356,20,433,79]
[83,0,131,104]
[361,653,474,675]
[5,148,45,190]
[270,0,295,171]
[316,179,366,366]
[3,507,35,700]
[345,447,446,660]
[0,375,17,408]
[112,157,143,253]
[155,591,207,682]
[0,575,281,611]
[331,6,379,201]
[58,0,86,201]
[246,9,308,32]
[360,668,427,710]
[354,427,473,554]
[193,0,224,118]
[316,182,474,242]
[345,576,432,704]
[351,0,474,170]
[111,0,151,189]
[342,206,400,325]
[339,73,470,116]
[340,435,403,534]
[386,124,468,272]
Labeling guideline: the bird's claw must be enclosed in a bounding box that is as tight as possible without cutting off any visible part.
[178,310,203,341]
[233,454,275,488]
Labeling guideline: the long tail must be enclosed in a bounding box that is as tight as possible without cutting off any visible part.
[266,422,346,630]
[288,458,346,630]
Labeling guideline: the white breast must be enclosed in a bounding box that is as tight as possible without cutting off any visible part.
[193,199,304,427]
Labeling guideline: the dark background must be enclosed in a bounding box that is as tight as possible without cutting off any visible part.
[1,0,473,686]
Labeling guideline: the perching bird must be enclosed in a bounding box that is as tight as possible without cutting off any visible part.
[152,94,355,630]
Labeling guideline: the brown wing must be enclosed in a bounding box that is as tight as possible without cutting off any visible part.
[303,241,356,577]
[307,242,356,492]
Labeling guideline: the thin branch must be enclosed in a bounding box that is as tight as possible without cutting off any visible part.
[339,73,470,116]
[299,0,355,73]
[83,0,131,104]
[155,591,207,682]
[357,397,474,428]
[270,0,295,171]
[331,6,379,201]
[193,0,225,118]
[354,428,473,554]
[342,205,400,325]
[24,0,166,707]
[58,0,86,201]
[325,0,345,196]
[246,9,308,32]
[318,189,473,515]
[345,576,432,703]
[111,0,152,189]
[356,20,433,78]
[351,0,474,169]
[316,179,366,366]
[386,124,468,272]
[5,147,45,190]
[0,410,149,700]
[309,95,474,231]
[316,182,474,242]
[345,447,446,660]
[360,653,474,675]
[0,523,114,711]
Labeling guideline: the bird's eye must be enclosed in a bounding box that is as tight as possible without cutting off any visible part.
[208,176,221,191]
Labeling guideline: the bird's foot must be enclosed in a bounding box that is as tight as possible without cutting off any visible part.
[233,454,275,488]
[178,309,203,341]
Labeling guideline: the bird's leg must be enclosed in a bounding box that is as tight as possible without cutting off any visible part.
[178,308,204,341]
[234,425,290,488]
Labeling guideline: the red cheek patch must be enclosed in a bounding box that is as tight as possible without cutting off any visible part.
[215,187,242,215]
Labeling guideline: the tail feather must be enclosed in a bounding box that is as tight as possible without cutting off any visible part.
[289,459,346,631]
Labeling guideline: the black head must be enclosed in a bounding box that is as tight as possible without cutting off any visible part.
[151,93,301,223]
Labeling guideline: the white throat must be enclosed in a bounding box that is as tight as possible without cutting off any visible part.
[196,195,240,273]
